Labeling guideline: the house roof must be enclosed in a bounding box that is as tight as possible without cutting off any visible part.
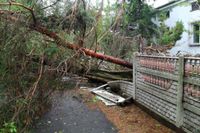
[149,0,189,10]
[156,0,178,9]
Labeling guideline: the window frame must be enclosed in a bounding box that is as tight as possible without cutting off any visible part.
[190,22,200,46]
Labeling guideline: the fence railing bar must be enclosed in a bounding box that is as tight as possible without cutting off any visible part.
[137,81,177,98]
[184,77,200,86]
[136,67,178,81]
[137,54,179,59]
[184,57,200,60]
[139,81,178,95]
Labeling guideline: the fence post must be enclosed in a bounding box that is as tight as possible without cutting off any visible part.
[132,53,137,100]
[176,56,184,127]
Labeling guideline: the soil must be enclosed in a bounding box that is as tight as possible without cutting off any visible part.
[78,89,175,133]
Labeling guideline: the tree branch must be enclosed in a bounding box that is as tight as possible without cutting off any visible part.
[0,10,132,69]
[0,2,37,24]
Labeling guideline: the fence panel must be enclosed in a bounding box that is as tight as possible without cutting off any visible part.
[135,55,179,125]
[133,54,200,132]
[182,57,200,133]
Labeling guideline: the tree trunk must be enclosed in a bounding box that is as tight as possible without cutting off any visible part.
[30,25,133,69]
[86,69,132,83]
[0,11,133,69]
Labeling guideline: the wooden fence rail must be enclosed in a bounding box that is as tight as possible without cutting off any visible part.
[132,54,200,133]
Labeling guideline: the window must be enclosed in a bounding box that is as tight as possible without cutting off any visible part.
[166,11,170,18]
[193,23,200,44]
[191,2,200,11]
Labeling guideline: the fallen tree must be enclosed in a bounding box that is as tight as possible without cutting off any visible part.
[0,6,133,69]
[0,2,133,132]
[31,25,133,69]
[86,69,132,83]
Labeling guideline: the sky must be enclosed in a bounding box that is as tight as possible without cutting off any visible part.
[46,0,170,9]
[88,0,170,8]
[89,0,116,7]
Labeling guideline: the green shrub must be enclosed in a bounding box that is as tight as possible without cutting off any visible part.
[0,122,17,133]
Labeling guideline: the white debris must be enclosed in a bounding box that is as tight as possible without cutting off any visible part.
[93,89,126,103]
[96,96,116,106]
[91,83,133,106]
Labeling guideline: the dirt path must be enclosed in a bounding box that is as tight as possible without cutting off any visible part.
[33,90,117,133]
[78,89,175,133]
[33,87,174,133]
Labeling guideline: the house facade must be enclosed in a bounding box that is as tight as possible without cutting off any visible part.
[147,0,200,55]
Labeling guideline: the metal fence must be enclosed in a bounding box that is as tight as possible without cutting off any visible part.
[132,54,200,133]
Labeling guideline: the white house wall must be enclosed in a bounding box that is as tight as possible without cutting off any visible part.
[160,1,200,55]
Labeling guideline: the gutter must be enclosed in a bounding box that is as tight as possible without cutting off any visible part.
[156,0,188,11]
